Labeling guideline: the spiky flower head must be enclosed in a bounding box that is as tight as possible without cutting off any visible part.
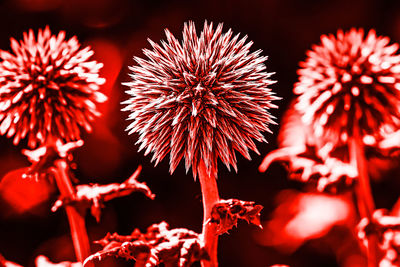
[123,21,278,178]
[0,26,107,148]
[295,28,400,145]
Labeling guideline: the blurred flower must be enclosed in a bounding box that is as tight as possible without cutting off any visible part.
[123,21,278,178]
[295,28,400,145]
[0,26,107,148]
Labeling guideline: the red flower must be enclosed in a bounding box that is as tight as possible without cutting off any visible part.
[0,26,107,148]
[295,29,400,145]
[123,21,278,178]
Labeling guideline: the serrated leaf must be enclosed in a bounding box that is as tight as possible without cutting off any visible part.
[210,199,263,235]
[52,166,154,222]
[85,222,208,267]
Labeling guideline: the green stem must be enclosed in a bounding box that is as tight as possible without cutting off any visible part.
[53,159,92,266]
[349,127,379,267]
[198,160,220,267]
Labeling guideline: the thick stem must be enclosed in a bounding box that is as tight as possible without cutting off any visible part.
[53,159,92,266]
[349,127,379,267]
[198,160,220,267]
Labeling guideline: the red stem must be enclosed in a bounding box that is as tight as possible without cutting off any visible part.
[349,126,379,267]
[53,159,92,266]
[198,160,220,267]
[133,252,150,267]
[134,260,145,267]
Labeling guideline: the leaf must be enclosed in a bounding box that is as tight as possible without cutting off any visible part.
[84,222,208,267]
[210,199,263,235]
[52,166,155,222]
[259,101,357,193]
[357,209,400,267]
[260,100,400,193]
[378,129,400,157]
[22,139,83,180]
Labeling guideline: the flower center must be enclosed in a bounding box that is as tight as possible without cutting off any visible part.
[191,82,207,117]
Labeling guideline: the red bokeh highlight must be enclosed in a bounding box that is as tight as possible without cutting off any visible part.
[75,38,124,176]
[0,167,54,215]
[256,190,353,252]
[60,0,128,29]
[13,0,62,12]
[35,255,81,267]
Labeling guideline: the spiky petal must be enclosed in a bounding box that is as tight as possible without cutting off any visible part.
[123,21,278,178]
[0,26,107,148]
[295,28,400,144]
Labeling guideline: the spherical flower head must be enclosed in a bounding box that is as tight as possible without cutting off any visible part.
[123,21,278,178]
[0,26,107,148]
[295,28,400,145]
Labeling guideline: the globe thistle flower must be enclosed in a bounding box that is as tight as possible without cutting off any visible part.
[0,26,107,148]
[123,21,278,178]
[295,28,400,144]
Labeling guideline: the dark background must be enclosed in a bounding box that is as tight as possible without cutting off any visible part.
[0,0,400,266]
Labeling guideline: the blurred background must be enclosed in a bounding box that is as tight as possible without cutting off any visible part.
[1,0,400,266]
